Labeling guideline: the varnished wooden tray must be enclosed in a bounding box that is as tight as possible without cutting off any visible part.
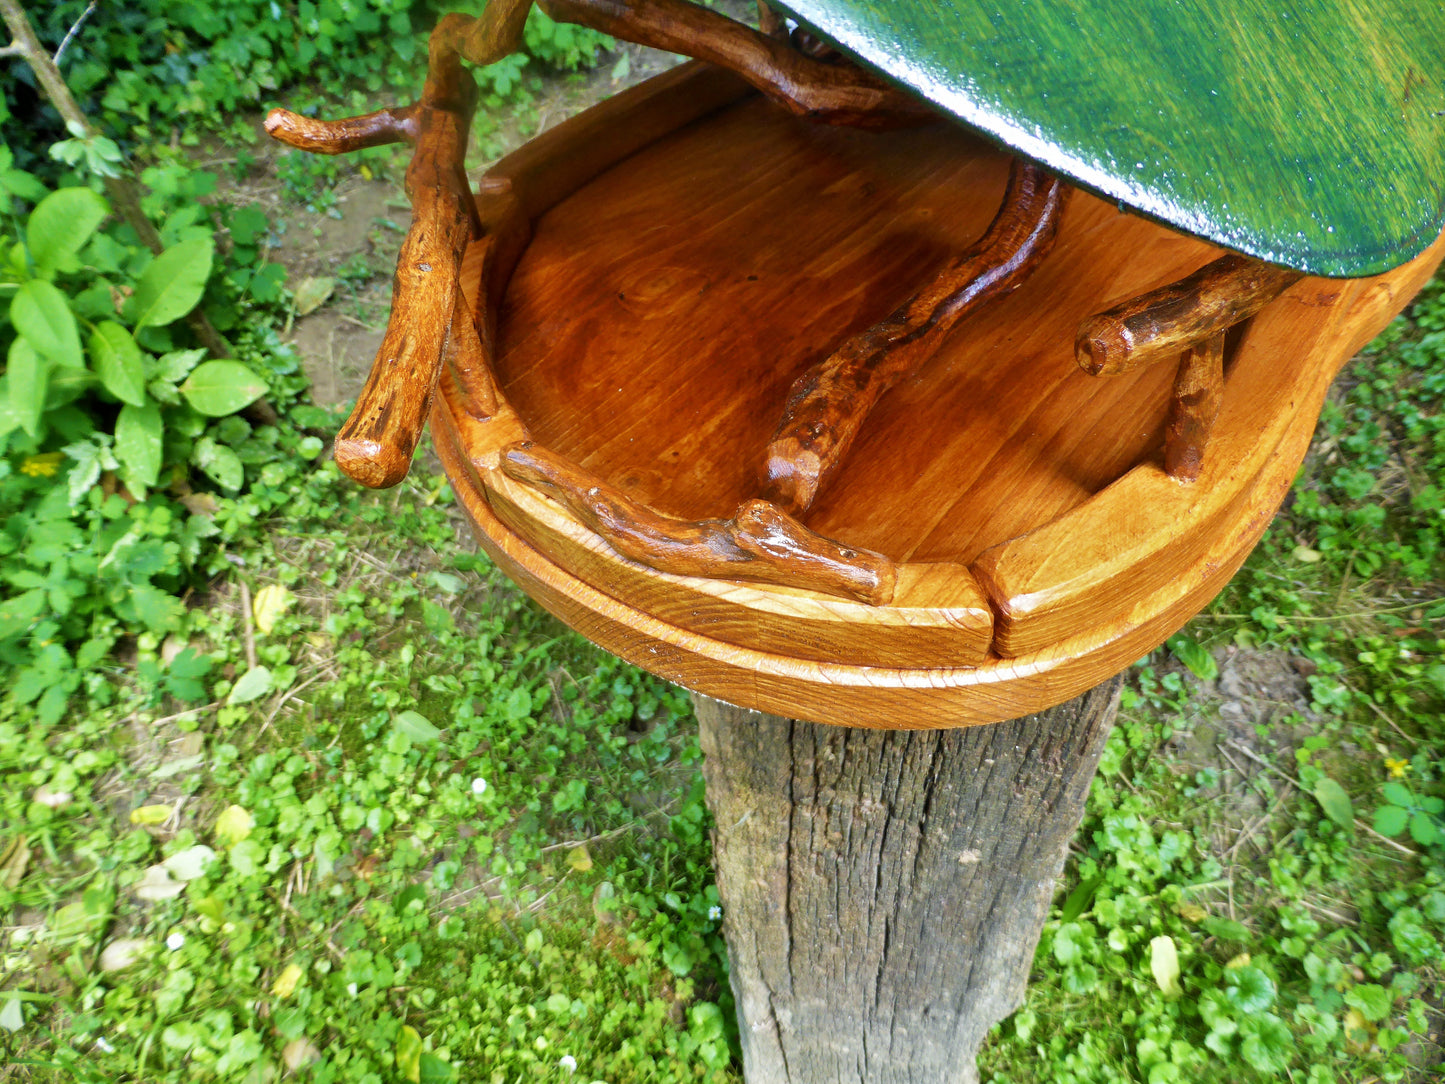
[430,64,1445,728]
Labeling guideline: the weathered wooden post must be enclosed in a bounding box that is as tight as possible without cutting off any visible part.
[269,3,1445,1079]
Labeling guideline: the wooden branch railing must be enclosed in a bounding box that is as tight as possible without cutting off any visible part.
[1075,254,1303,481]
[501,443,896,604]
[539,0,932,129]
[760,161,1068,515]
[267,14,481,487]
[261,3,1064,604]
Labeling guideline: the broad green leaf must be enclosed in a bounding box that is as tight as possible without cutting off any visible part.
[130,804,173,826]
[271,963,304,999]
[1167,634,1218,681]
[1409,811,1440,846]
[28,187,108,275]
[179,360,267,416]
[1202,915,1250,942]
[227,665,272,706]
[89,322,148,407]
[7,338,47,437]
[0,375,21,440]
[1374,805,1410,836]
[396,1025,423,1084]
[0,588,46,640]
[418,1053,457,1084]
[252,584,293,635]
[1149,935,1183,998]
[152,348,207,384]
[11,280,82,367]
[292,275,335,316]
[229,839,265,878]
[192,437,244,492]
[1225,966,1276,1014]
[1344,983,1393,1022]
[394,709,443,743]
[127,238,213,328]
[1382,782,1415,807]
[162,845,216,882]
[214,805,253,847]
[1312,776,1355,831]
[115,400,163,493]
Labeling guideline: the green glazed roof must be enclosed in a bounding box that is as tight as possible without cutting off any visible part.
[777,0,1445,276]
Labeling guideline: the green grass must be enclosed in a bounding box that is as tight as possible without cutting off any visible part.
[4,289,1440,1079]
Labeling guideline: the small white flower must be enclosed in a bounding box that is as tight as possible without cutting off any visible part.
[707,906,722,922]
[347,982,359,997]
[165,932,185,951]
[471,777,488,795]
[558,1055,577,1073]
[94,1038,115,1054]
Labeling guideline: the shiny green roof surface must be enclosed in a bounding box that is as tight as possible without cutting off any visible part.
[778,0,1445,276]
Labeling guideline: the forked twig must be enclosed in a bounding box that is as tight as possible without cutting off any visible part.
[760,161,1068,515]
[502,442,897,604]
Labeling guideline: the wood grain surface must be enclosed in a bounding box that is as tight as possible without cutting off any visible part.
[775,0,1445,276]
[432,68,1445,727]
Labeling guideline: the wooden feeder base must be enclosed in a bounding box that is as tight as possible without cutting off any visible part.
[432,63,1445,729]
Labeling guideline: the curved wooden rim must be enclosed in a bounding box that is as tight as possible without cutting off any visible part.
[431,62,1445,723]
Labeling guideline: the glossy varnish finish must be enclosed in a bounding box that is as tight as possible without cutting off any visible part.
[430,66,1445,726]
[776,0,1445,276]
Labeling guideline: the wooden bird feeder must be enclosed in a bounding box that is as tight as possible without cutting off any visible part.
[270,4,1445,1079]
[268,1,1445,730]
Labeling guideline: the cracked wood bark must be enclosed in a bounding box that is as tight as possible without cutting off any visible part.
[695,677,1121,1083]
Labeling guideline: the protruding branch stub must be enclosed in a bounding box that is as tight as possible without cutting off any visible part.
[1075,253,1303,481]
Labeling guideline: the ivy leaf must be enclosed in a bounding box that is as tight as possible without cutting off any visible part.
[179,360,267,416]
[227,666,272,706]
[12,280,82,367]
[127,238,213,328]
[394,710,443,744]
[1225,965,1276,1013]
[1239,1012,1294,1072]
[115,400,163,494]
[1344,982,1393,1022]
[89,322,148,407]
[1311,776,1354,831]
[7,338,47,437]
[28,187,109,276]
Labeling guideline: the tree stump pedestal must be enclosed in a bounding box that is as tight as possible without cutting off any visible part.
[696,682,1122,1083]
